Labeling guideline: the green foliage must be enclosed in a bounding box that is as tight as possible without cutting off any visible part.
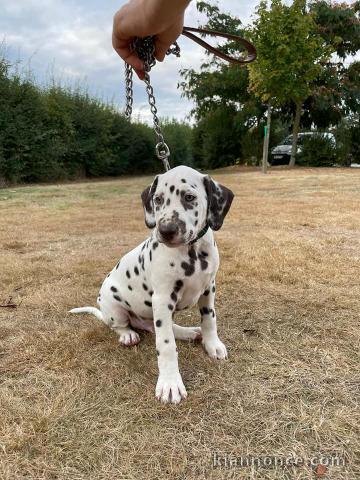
[334,115,360,164]
[192,106,242,169]
[302,2,360,129]
[181,0,360,169]
[248,0,332,105]
[297,134,337,167]
[161,119,193,167]
[0,54,193,185]
[310,0,360,58]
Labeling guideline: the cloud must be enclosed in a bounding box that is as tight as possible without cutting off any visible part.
[0,0,257,121]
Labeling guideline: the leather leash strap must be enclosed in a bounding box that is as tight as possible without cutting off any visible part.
[181,26,257,65]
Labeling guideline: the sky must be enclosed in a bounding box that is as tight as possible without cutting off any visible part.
[0,0,259,123]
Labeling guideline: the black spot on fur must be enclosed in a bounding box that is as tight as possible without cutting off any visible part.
[149,250,152,262]
[152,242,159,250]
[171,292,177,302]
[199,251,208,271]
[194,211,198,217]
[113,295,122,302]
[141,243,146,252]
[188,247,197,261]
[126,270,131,279]
[181,178,186,183]
[164,339,169,343]
[144,300,152,307]
[149,290,154,296]
[166,198,170,206]
[201,251,208,257]
[168,304,174,311]
[110,286,117,292]
[174,280,183,292]
[116,262,120,270]
[156,319,162,327]
[195,220,198,226]
[203,289,210,296]
[170,262,175,267]
[212,286,216,293]
[156,350,160,356]
[134,266,139,275]
[125,301,131,307]
[181,261,195,276]
[170,185,175,193]
[142,283,148,291]
[176,189,179,195]
[128,285,133,291]
[200,307,210,315]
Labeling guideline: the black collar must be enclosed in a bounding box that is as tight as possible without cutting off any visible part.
[189,223,210,245]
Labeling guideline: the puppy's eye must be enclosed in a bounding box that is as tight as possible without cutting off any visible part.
[185,193,196,202]
[154,196,162,206]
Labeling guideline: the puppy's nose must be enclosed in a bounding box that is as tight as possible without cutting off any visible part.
[159,222,179,241]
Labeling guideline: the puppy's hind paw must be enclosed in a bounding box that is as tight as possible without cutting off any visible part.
[118,329,141,346]
[173,324,202,341]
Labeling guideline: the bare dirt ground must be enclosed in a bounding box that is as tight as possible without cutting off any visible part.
[0,167,359,480]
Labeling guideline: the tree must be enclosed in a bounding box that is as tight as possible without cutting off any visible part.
[179,2,267,168]
[248,0,332,168]
[300,1,360,129]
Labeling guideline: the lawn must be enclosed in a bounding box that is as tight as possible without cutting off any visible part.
[0,167,359,480]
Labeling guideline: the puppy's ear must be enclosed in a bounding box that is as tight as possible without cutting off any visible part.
[203,175,234,231]
[141,176,159,228]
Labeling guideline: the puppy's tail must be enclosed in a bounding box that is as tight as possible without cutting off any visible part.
[69,307,104,322]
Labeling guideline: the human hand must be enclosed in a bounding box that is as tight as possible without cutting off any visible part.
[112,0,188,80]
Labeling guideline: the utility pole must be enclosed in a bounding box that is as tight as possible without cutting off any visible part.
[262,102,271,174]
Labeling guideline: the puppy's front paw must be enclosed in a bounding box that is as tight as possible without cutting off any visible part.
[155,373,187,404]
[203,337,228,359]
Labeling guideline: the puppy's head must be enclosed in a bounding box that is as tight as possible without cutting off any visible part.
[141,166,234,247]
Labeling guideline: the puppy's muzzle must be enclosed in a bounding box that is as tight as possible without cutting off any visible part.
[158,222,179,243]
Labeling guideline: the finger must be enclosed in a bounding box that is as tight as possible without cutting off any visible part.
[154,38,170,62]
[154,17,183,62]
[135,69,145,80]
[112,34,144,71]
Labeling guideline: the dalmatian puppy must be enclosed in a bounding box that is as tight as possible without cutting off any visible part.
[70,165,234,404]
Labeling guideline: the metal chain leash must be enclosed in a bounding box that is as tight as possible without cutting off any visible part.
[124,37,180,172]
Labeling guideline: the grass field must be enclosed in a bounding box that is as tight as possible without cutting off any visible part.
[0,167,359,480]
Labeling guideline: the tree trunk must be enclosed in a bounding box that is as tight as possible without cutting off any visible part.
[262,102,271,174]
[289,101,302,168]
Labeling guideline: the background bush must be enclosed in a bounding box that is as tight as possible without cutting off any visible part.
[0,55,193,185]
[297,134,337,167]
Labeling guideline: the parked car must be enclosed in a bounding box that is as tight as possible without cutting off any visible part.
[270,132,336,165]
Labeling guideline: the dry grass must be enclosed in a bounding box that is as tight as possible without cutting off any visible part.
[0,167,359,480]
